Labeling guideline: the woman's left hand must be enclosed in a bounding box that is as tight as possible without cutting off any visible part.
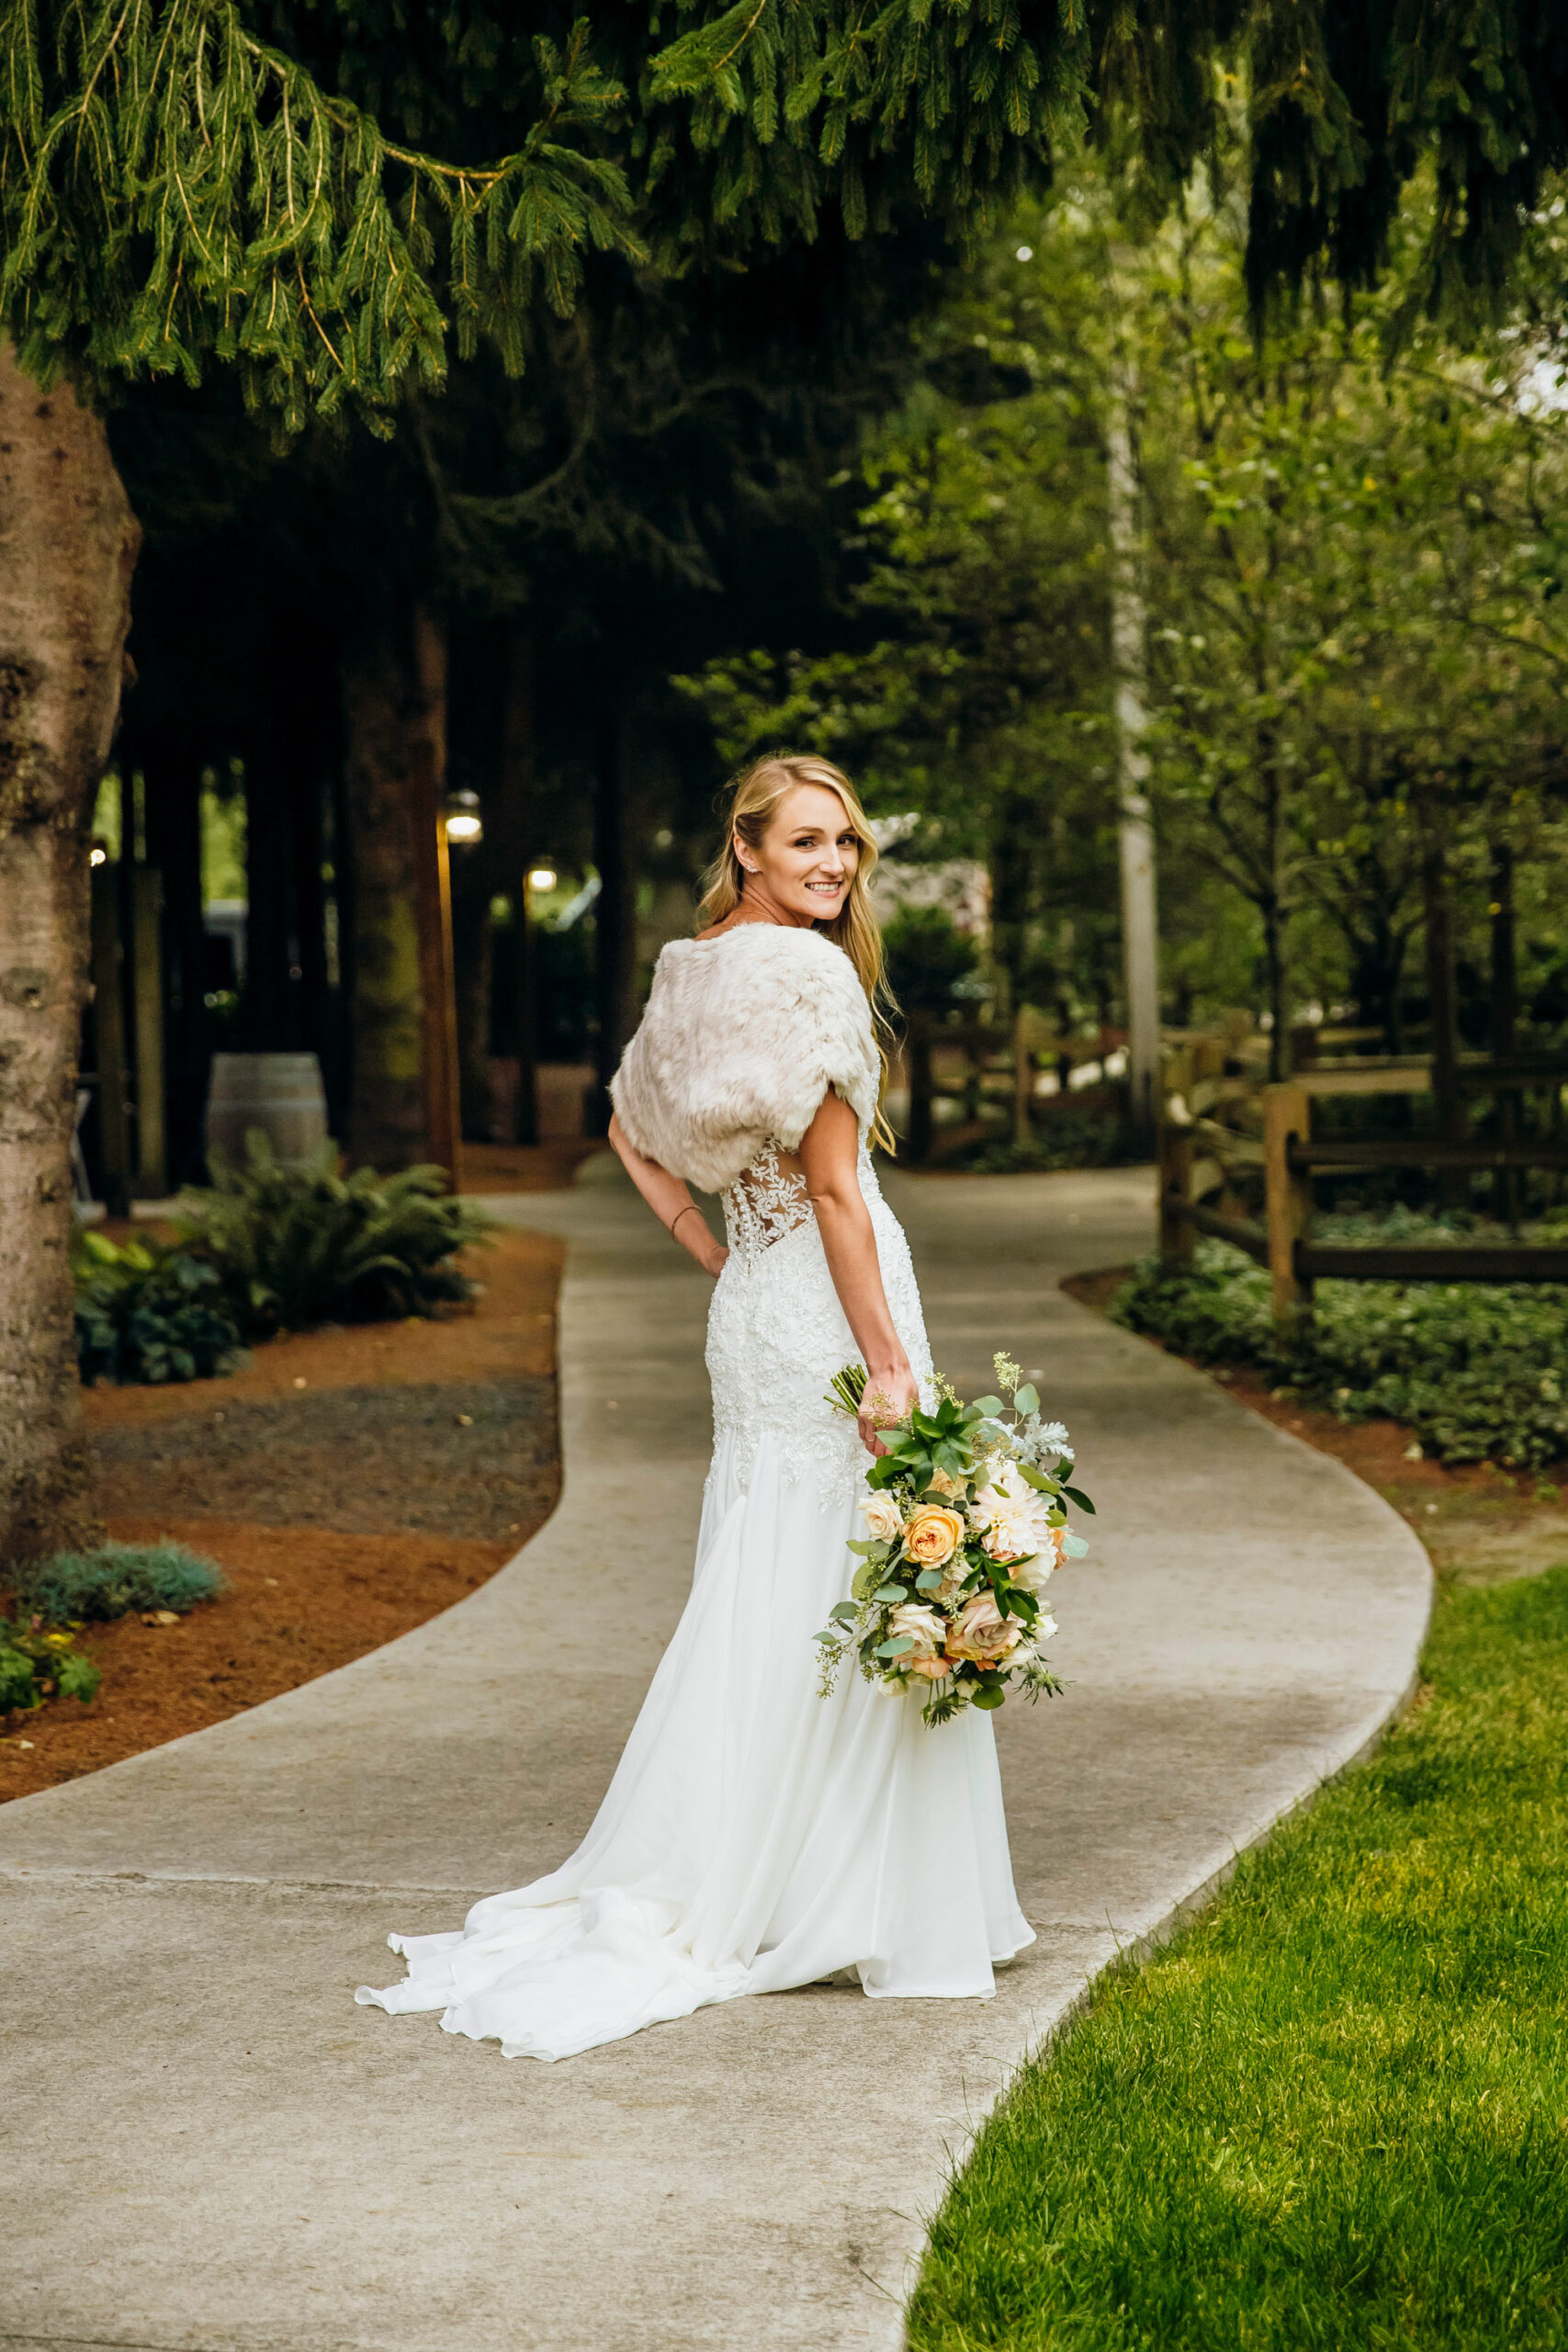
[857,1363,919,1457]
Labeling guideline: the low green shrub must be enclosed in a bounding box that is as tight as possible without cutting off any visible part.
[177,1134,493,1337]
[73,1229,246,1385]
[14,1541,222,1626]
[1113,1222,1568,1467]
[0,1617,101,1714]
[947,1104,1130,1175]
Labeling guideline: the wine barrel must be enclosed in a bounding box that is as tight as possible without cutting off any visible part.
[205,1053,330,1173]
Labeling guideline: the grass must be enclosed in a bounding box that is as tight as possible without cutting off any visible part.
[908,1565,1568,2350]
[11,1540,222,1624]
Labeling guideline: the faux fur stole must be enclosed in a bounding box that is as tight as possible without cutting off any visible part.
[609,923,881,1194]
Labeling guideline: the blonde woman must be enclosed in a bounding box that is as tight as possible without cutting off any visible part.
[358,755,1032,2061]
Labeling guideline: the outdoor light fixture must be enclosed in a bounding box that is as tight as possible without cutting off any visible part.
[443,788,483,844]
[89,844,108,866]
[527,864,558,892]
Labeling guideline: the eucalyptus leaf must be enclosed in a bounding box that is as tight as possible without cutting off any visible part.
[875,1635,916,1657]
[968,1396,1004,1419]
[873,1582,909,1604]
[846,1537,890,1559]
[1012,1383,1040,1415]
[1064,1531,1089,1557]
[830,1600,860,1623]
[915,1567,946,1593]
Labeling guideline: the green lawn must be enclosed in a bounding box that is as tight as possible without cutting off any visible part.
[908,1566,1568,2350]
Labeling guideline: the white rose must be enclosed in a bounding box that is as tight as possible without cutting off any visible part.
[861,1493,906,1544]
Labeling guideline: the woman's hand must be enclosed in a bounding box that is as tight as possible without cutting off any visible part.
[697,1237,730,1280]
[857,1362,919,1458]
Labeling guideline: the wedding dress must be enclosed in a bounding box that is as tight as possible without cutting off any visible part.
[357,927,1034,2063]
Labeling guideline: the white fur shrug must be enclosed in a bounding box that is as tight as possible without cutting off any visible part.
[609,924,880,1193]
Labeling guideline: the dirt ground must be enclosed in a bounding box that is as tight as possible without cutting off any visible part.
[1,1225,564,1804]
[1063,1265,1568,1589]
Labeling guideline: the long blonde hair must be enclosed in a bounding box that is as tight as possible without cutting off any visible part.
[699,752,898,1150]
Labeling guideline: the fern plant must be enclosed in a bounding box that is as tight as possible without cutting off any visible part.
[178,1133,493,1335]
[73,1229,245,1385]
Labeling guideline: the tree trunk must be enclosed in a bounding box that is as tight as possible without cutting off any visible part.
[1491,838,1518,1222]
[589,707,636,1133]
[500,626,538,1145]
[341,621,431,1170]
[1106,305,1161,1153]
[0,345,140,1567]
[1423,840,1463,1204]
[1261,890,1290,1082]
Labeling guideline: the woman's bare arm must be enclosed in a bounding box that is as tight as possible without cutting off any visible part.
[608,1114,728,1277]
[798,1089,916,1454]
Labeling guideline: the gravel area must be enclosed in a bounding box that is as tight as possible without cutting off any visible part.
[88,1376,556,1543]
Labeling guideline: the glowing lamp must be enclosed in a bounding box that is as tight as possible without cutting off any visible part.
[443,788,483,844]
[527,865,558,892]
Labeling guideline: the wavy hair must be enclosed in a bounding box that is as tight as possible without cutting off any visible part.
[698,752,898,1150]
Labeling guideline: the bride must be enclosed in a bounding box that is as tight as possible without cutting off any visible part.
[357,753,1034,2061]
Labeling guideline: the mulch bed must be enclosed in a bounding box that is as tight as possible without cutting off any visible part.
[2,1225,564,1804]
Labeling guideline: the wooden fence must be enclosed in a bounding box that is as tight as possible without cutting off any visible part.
[903,1012,1124,1163]
[1159,1060,1568,1322]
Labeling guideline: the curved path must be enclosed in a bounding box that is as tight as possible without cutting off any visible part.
[1,1165,1430,2352]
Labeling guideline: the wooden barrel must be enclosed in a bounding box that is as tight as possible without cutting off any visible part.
[205,1053,330,1173]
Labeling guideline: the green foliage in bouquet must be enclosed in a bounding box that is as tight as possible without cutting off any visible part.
[0,1616,100,1715]
[14,1542,222,1627]
[178,1135,494,1338]
[73,1228,246,1386]
[1112,1232,1568,1469]
[818,1355,1091,1726]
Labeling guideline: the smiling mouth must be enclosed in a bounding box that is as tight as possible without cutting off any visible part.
[807,877,846,895]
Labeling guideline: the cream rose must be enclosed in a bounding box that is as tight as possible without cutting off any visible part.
[859,1493,906,1544]
[886,1601,950,1681]
[902,1504,965,1569]
[927,1464,968,1500]
[944,1592,1027,1669]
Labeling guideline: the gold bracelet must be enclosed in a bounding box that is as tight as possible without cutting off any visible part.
[670,1204,704,1243]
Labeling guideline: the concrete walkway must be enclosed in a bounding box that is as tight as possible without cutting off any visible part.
[2,1165,1431,2352]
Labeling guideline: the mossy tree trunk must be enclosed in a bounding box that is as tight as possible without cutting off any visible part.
[341,608,457,1174]
[0,345,140,1567]
[341,618,432,1170]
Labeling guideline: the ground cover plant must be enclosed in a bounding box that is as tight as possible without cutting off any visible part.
[908,1562,1568,2350]
[1111,1220,1568,1468]
[177,1137,493,1339]
[73,1229,245,1385]
[0,1618,101,1715]
[13,1542,222,1626]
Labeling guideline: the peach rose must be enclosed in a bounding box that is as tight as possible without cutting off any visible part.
[860,1493,906,1544]
[902,1504,965,1569]
[944,1592,1027,1669]
[927,1464,968,1500]
[886,1601,950,1681]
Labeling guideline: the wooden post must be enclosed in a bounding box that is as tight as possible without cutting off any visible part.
[1492,841,1519,1224]
[907,1014,933,1165]
[1263,1080,1314,1323]
[89,863,132,1218]
[130,865,167,1196]
[408,609,462,1191]
[1012,1005,1032,1148]
[1158,1123,1195,1268]
[500,625,538,1146]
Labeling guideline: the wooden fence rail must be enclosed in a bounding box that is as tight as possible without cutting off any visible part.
[1160,1075,1568,1322]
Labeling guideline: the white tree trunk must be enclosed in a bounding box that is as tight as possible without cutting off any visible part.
[1107,302,1161,1155]
[0,345,140,1566]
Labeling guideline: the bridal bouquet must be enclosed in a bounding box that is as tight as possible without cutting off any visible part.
[814,1354,1091,1727]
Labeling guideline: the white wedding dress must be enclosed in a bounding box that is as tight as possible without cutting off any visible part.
[357,1142,1034,2062]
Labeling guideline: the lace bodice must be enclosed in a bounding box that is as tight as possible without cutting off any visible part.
[705,1145,933,1505]
[720,1140,813,1266]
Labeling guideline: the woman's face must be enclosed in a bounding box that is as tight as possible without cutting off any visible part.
[739,784,861,923]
